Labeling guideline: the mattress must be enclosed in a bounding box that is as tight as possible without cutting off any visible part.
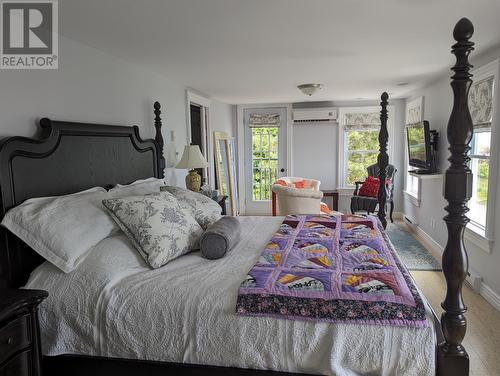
[25,216,436,376]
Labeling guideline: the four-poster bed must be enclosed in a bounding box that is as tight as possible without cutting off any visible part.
[0,18,474,376]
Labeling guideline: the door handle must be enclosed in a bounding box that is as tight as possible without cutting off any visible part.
[280,168,285,173]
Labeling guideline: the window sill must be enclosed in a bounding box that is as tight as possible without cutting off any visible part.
[408,173,443,180]
[403,190,420,207]
[464,224,494,254]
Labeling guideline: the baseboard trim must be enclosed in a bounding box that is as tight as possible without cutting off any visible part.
[480,283,500,312]
[392,211,404,220]
[404,221,444,262]
[403,219,500,313]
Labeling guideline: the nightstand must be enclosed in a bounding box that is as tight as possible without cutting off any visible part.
[0,289,48,376]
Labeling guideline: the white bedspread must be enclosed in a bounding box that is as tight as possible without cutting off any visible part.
[25,216,436,376]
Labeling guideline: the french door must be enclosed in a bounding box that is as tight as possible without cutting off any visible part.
[244,107,287,215]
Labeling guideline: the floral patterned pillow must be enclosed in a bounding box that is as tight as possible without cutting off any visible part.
[160,186,222,229]
[102,192,203,268]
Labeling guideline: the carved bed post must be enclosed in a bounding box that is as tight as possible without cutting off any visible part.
[153,101,166,178]
[437,18,473,376]
[377,92,389,229]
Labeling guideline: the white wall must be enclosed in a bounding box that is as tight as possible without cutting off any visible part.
[0,35,234,188]
[403,45,500,300]
[212,101,236,136]
[292,123,337,189]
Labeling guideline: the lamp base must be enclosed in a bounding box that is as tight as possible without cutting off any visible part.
[186,169,201,192]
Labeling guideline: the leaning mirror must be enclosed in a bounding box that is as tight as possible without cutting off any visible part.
[214,131,237,215]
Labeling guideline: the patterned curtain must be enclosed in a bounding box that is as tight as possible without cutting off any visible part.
[469,76,494,129]
[248,113,280,127]
[406,106,422,125]
[344,112,380,131]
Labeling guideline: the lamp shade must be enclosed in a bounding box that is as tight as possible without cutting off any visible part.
[176,145,209,169]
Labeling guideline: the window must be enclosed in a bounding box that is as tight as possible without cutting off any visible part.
[248,113,281,201]
[404,97,424,201]
[339,109,388,187]
[406,171,420,197]
[404,137,420,202]
[346,128,379,185]
[251,127,279,200]
[468,74,495,233]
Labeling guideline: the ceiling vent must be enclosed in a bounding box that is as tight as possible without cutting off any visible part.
[293,107,338,125]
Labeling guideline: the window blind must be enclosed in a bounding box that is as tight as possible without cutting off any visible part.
[344,112,380,131]
[248,113,280,127]
[469,75,494,129]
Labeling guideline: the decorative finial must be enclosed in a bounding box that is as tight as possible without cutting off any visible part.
[153,101,165,178]
[453,18,474,42]
[154,101,161,124]
[38,117,54,139]
[39,118,52,128]
[381,92,389,101]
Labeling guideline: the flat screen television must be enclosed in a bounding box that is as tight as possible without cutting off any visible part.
[407,120,434,171]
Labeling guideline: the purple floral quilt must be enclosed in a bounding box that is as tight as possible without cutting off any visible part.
[236,214,428,327]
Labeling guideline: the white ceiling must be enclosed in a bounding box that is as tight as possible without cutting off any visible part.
[60,0,500,104]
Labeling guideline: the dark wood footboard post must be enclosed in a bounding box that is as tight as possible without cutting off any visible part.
[153,101,166,178]
[437,18,474,376]
[377,92,389,229]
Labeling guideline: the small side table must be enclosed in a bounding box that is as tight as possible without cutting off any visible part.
[215,195,227,215]
[322,190,339,211]
[0,289,48,376]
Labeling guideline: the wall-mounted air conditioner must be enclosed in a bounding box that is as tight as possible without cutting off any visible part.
[293,107,338,125]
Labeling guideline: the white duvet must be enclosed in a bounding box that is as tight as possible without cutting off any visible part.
[25,216,436,376]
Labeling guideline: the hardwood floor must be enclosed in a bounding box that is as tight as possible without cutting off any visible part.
[411,266,500,376]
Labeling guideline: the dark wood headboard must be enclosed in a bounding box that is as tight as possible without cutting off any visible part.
[0,102,165,288]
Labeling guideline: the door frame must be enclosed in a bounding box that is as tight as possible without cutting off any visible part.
[236,103,293,215]
[186,89,213,187]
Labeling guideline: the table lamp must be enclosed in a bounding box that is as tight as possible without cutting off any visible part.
[176,144,209,191]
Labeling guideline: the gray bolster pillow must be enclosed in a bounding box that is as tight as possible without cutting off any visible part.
[200,216,241,260]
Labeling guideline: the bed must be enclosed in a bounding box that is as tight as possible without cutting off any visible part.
[24,217,436,375]
[0,18,474,376]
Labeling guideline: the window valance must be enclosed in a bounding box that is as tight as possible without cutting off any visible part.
[248,113,280,127]
[344,112,380,131]
[469,75,494,129]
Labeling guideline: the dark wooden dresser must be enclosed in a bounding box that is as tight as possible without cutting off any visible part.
[0,289,48,376]
[321,190,339,211]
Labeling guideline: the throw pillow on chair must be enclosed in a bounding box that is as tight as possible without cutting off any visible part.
[359,176,379,197]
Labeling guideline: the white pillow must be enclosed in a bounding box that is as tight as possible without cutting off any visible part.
[1,187,118,273]
[102,192,203,269]
[108,177,166,198]
[160,186,222,229]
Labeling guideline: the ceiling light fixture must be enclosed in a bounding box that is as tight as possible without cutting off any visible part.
[297,83,323,96]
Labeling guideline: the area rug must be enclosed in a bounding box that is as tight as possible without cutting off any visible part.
[385,222,442,271]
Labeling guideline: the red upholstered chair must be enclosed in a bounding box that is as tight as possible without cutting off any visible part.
[350,164,396,222]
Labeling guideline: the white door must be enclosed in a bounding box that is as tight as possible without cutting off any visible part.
[244,107,288,215]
